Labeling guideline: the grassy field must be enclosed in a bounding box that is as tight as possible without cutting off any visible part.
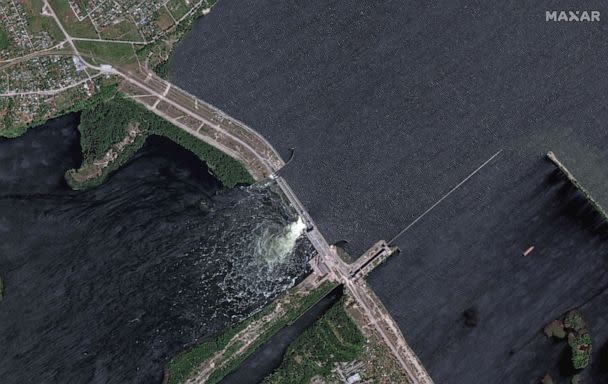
[166,281,336,384]
[48,0,99,38]
[24,0,64,42]
[263,297,365,384]
[99,20,143,42]
[166,0,191,21]
[74,40,141,66]
[154,7,176,31]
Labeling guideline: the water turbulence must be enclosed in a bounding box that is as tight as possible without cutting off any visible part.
[256,216,306,266]
[0,117,313,384]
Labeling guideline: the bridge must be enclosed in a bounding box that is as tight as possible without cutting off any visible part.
[42,1,435,381]
[115,68,434,384]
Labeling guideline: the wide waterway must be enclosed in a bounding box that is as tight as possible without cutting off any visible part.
[0,114,312,383]
[170,0,608,257]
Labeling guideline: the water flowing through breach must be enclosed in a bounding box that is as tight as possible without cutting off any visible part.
[0,116,313,384]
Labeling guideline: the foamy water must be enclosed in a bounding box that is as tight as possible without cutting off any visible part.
[256,216,306,266]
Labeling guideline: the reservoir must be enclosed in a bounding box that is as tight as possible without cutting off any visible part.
[169,1,608,382]
[170,0,608,257]
[0,114,312,383]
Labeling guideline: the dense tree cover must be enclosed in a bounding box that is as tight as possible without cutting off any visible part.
[149,110,254,187]
[153,59,169,79]
[0,99,17,136]
[166,282,336,384]
[263,298,365,384]
[542,309,592,381]
[68,89,253,189]
[0,27,10,50]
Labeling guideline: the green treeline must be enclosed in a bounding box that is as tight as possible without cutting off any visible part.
[0,26,10,50]
[263,298,365,384]
[166,282,336,384]
[66,86,253,189]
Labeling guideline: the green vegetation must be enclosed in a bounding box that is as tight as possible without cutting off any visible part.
[24,0,64,42]
[166,0,191,20]
[138,0,218,73]
[153,7,176,31]
[166,282,336,384]
[49,0,99,38]
[75,40,141,66]
[1,78,116,139]
[0,26,11,50]
[65,86,253,189]
[147,108,254,187]
[569,331,592,370]
[564,310,587,333]
[153,59,170,79]
[543,309,592,378]
[263,297,366,384]
[563,310,592,370]
[99,20,143,41]
[0,99,20,137]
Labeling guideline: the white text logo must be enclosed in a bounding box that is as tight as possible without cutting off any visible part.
[546,10,600,22]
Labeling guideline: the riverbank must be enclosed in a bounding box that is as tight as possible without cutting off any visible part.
[165,277,335,384]
[0,118,311,383]
[61,85,253,189]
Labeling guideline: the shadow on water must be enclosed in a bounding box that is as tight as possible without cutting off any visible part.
[546,167,608,238]
[594,340,608,374]
[557,344,576,378]
[219,286,344,384]
[368,156,608,384]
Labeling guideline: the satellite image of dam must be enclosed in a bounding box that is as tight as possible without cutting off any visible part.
[1,1,607,384]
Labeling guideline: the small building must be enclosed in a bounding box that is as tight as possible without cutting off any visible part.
[347,373,361,384]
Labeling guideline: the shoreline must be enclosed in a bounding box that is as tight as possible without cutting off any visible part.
[7,89,255,190]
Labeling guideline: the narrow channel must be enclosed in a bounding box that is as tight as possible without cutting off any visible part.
[219,286,344,384]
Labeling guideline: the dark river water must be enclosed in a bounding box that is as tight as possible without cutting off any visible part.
[220,286,342,384]
[0,114,312,384]
[170,0,608,258]
[168,1,608,382]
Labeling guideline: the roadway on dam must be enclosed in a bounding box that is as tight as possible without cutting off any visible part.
[170,0,608,257]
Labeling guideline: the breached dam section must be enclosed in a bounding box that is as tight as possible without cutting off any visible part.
[0,114,313,384]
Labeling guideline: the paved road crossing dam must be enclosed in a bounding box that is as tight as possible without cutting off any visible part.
[170,0,608,258]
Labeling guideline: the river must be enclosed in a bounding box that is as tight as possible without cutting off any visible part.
[0,114,312,383]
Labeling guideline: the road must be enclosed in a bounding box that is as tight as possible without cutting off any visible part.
[0,74,100,96]
[42,2,433,382]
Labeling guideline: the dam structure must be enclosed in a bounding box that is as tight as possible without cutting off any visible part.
[167,1,608,382]
[118,64,433,384]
